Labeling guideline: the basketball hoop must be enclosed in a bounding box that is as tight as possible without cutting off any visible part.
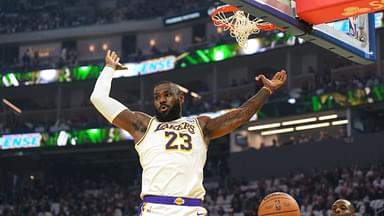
[211,5,282,47]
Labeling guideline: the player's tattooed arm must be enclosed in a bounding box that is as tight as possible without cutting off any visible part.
[113,111,151,143]
[91,50,151,143]
[199,89,270,140]
[199,70,287,140]
[132,119,147,133]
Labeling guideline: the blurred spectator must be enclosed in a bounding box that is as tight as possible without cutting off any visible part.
[302,72,383,97]
[22,48,33,70]
[0,0,216,34]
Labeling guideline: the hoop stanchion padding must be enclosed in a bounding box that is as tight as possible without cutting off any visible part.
[296,0,383,24]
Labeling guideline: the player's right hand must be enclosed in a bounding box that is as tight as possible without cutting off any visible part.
[105,50,124,70]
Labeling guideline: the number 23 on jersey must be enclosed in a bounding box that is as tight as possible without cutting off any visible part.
[164,131,192,152]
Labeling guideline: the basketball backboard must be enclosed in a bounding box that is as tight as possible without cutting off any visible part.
[220,0,376,64]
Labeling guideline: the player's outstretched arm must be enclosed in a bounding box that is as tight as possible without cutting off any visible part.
[90,50,151,143]
[199,70,287,140]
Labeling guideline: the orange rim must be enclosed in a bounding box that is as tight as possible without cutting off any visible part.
[210,5,283,32]
[210,5,240,29]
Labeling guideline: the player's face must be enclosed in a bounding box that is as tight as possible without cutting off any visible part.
[331,200,355,216]
[153,83,183,122]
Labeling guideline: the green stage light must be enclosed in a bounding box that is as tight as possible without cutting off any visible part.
[311,96,321,112]
[72,66,102,80]
[210,44,235,62]
[186,56,198,65]
[214,50,224,61]
[85,128,105,143]
[196,50,211,63]
[373,85,384,101]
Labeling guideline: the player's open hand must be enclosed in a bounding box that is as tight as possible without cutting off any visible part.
[105,50,127,70]
[256,69,287,93]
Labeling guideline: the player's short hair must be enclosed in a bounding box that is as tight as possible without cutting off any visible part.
[154,81,181,94]
[154,81,176,88]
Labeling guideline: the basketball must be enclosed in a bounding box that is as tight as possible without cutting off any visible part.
[258,192,300,216]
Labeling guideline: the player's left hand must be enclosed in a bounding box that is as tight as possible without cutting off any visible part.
[256,69,287,93]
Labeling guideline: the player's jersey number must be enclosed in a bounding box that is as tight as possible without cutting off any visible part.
[164,131,192,152]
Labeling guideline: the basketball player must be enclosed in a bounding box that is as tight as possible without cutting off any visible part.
[331,199,356,216]
[90,50,287,215]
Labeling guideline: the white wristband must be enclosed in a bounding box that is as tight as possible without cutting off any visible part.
[90,66,128,123]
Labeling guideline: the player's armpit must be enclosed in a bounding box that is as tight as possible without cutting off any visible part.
[112,110,152,143]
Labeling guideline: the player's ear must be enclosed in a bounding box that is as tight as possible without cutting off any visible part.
[179,92,185,103]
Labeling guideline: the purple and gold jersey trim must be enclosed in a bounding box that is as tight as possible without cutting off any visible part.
[194,117,208,147]
[143,195,203,207]
[135,117,155,146]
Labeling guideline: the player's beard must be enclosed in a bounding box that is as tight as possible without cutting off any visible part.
[155,101,182,122]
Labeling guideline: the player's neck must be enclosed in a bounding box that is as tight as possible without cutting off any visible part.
[156,115,182,122]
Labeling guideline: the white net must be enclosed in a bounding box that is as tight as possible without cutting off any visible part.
[213,10,269,47]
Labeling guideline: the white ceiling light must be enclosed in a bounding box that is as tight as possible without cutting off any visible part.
[318,114,338,120]
[295,122,330,131]
[190,91,202,99]
[332,120,348,125]
[282,117,317,126]
[248,123,281,131]
[261,128,294,136]
[177,85,189,93]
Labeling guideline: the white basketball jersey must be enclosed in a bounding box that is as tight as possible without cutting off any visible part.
[135,116,207,200]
